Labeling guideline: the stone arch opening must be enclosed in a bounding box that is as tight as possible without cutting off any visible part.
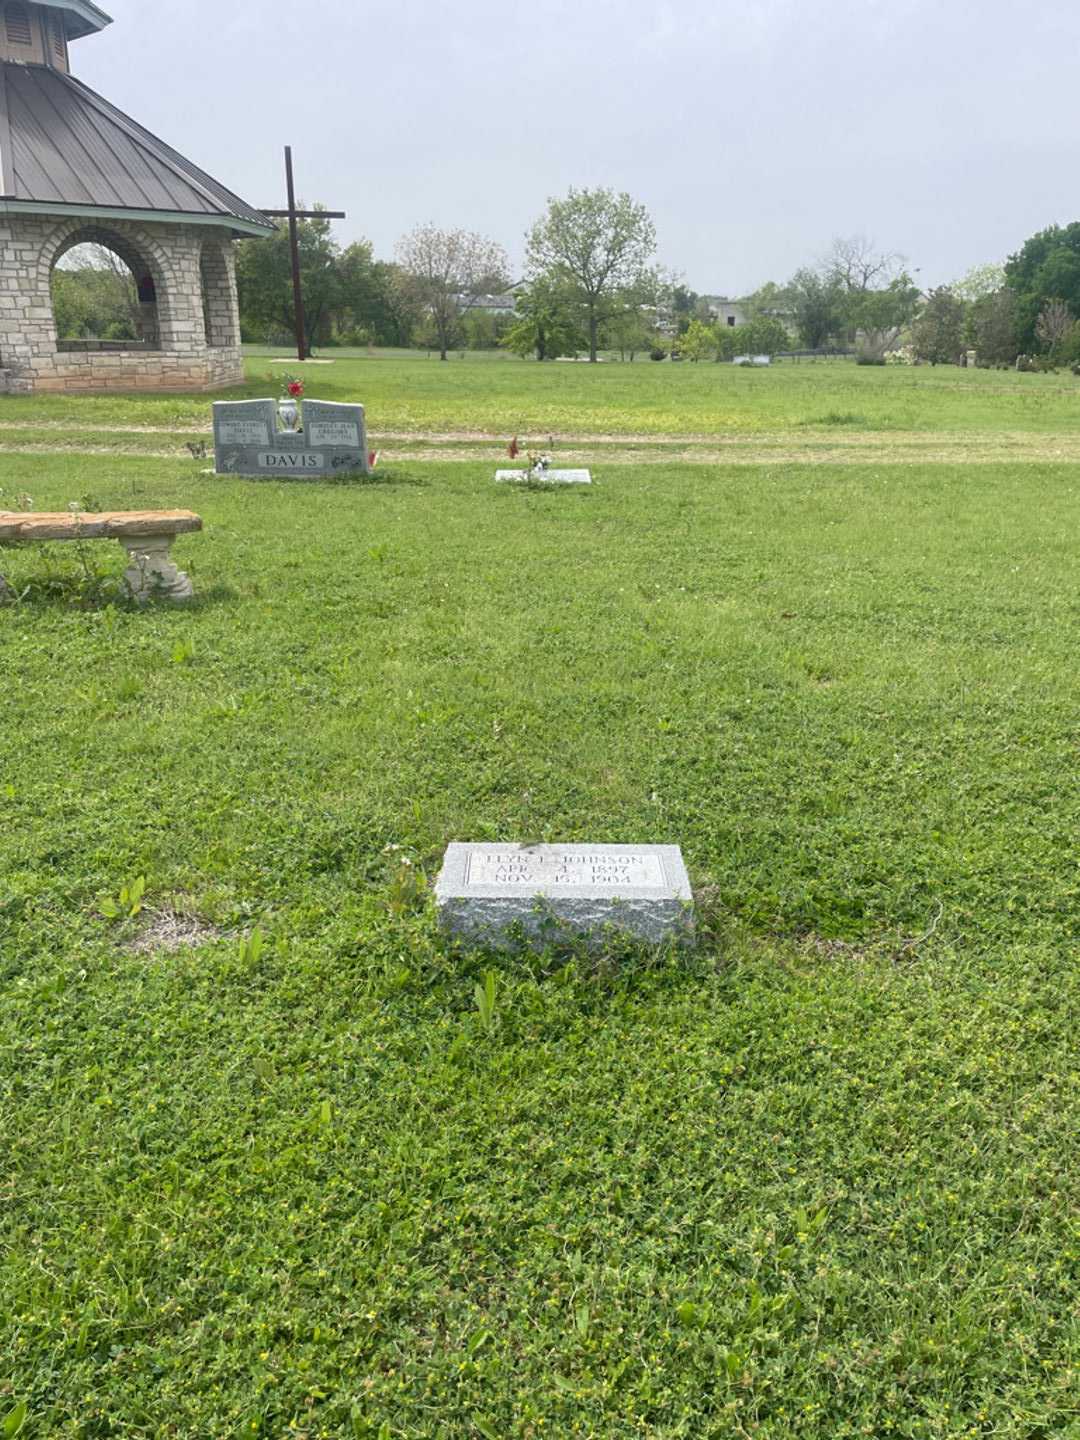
[199,240,238,349]
[50,227,162,353]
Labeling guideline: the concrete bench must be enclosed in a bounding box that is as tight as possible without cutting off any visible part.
[0,509,202,602]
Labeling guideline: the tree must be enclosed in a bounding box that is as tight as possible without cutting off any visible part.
[51,264,137,341]
[51,243,141,341]
[333,243,410,346]
[1035,298,1074,353]
[968,289,1019,367]
[83,244,142,335]
[741,280,792,321]
[1005,223,1080,350]
[788,267,846,349]
[821,235,918,353]
[731,314,790,357]
[394,224,510,361]
[502,277,585,360]
[604,268,668,361]
[526,187,657,362]
[603,303,655,362]
[463,309,512,350]
[235,211,343,352]
[670,284,699,336]
[912,287,967,365]
[679,317,718,362]
[824,234,904,294]
[850,276,921,362]
[953,262,1006,303]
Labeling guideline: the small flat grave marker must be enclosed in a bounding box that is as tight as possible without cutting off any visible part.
[495,468,592,485]
[436,843,693,950]
[213,398,370,477]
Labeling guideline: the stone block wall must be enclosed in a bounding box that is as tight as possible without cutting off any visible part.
[0,215,245,394]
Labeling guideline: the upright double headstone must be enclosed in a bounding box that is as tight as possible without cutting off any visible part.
[212,399,370,477]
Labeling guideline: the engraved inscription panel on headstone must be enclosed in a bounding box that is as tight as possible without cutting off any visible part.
[213,399,278,475]
[308,420,361,447]
[436,843,693,950]
[302,399,368,469]
[465,850,667,888]
[219,419,271,446]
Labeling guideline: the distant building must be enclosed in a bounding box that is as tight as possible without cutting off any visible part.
[700,297,798,336]
[454,293,519,316]
[702,298,748,328]
[470,294,517,315]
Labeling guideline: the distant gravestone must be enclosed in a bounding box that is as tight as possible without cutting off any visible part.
[213,398,370,477]
[436,843,693,950]
[495,468,592,485]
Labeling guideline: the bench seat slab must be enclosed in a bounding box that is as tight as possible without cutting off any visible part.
[0,510,202,542]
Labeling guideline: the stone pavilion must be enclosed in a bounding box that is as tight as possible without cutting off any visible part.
[0,0,275,393]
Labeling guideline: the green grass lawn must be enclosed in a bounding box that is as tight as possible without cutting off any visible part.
[0,349,1078,439]
[1,364,1079,1438]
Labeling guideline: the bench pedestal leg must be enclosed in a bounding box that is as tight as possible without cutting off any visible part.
[120,535,194,603]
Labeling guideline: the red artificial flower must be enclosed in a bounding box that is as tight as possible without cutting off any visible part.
[287,381,304,398]
[368,451,379,470]
[508,436,520,459]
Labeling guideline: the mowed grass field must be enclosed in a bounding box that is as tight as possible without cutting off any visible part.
[1,357,1079,1438]
[2,347,1080,441]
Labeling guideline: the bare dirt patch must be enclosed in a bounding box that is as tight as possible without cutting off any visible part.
[125,907,221,957]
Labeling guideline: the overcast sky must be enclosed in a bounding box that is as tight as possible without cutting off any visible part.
[77,0,1080,295]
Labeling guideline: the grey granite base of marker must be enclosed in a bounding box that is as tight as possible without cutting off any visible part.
[435,843,693,950]
[495,469,592,484]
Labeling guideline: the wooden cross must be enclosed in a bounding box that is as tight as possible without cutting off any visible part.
[261,146,346,362]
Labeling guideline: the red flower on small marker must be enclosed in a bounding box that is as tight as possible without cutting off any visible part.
[368,451,379,470]
[287,381,304,398]
[508,436,520,459]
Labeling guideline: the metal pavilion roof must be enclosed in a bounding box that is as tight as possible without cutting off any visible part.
[0,62,275,235]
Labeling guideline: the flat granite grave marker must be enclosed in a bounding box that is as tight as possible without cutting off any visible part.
[213,398,370,478]
[436,843,693,949]
[495,468,592,485]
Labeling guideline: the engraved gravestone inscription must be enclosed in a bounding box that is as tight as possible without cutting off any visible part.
[307,420,361,447]
[219,418,271,446]
[213,400,275,465]
[259,451,324,471]
[465,851,667,888]
[301,400,368,466]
